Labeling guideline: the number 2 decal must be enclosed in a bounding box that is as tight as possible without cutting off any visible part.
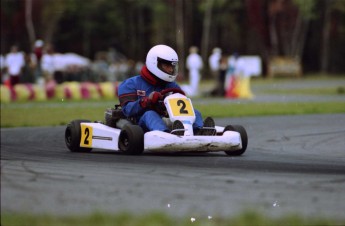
[177,100,188,114]
[80,124,93,147]
[169,98,195,117]
[84,128,90,145]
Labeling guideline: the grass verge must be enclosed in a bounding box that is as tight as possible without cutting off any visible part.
[1,101,345,128]
[2,211,343,226]
[261,87,345,95]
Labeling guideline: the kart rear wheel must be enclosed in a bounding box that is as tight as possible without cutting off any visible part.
[224,125,248,156]
[119,125,144,155]
[65,119,93,152]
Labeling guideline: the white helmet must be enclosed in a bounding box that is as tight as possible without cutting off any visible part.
[146,45,179,82]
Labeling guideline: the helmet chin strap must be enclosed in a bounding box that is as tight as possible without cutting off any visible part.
[140,65,168,86]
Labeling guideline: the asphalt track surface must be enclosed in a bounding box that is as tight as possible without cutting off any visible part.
[1,114,345,220]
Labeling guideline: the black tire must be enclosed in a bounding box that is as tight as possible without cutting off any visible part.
[224,125,248,156]
[65,119,93,152]
[118,124,144,155]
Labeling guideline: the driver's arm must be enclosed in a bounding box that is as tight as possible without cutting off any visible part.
[118,79,144,117]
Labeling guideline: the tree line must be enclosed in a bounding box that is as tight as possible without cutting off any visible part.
[1,0,345,75]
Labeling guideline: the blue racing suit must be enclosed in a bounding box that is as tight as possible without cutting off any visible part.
[118,73,203,132]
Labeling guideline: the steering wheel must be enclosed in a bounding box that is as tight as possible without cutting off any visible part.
[160,88,185,96]
[153,88,186,117]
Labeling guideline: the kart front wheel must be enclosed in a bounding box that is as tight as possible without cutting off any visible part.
[224,125,248,156]
[119,125,144,155]
[65,119,93,152]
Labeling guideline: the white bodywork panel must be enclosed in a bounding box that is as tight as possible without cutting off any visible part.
[80,122,121,151]
[144,130,241,152]
[79,123,242,153]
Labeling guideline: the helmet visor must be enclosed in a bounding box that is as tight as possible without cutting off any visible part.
[157,57,178,76]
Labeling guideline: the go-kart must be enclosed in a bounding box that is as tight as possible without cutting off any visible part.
[65,88,248,156]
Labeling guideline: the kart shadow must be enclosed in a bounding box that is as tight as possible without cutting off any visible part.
[144,152,227,157]
[90,150,229,157]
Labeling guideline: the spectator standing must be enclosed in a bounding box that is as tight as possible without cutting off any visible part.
[92,51,110,82]
[0,54,5,83]
[183,46,203,97]
[5,45,25,86]
[33,39,44,82]
[208,47,221,78]
[218,55,229,96]
[211,54,228,97]
[41,43,56,83]
[21,52,36,83]
[208,47,223,96]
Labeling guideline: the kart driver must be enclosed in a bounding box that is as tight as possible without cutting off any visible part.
[118,44,214,135]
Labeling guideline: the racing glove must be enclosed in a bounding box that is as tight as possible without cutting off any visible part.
[139,91,163,108]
